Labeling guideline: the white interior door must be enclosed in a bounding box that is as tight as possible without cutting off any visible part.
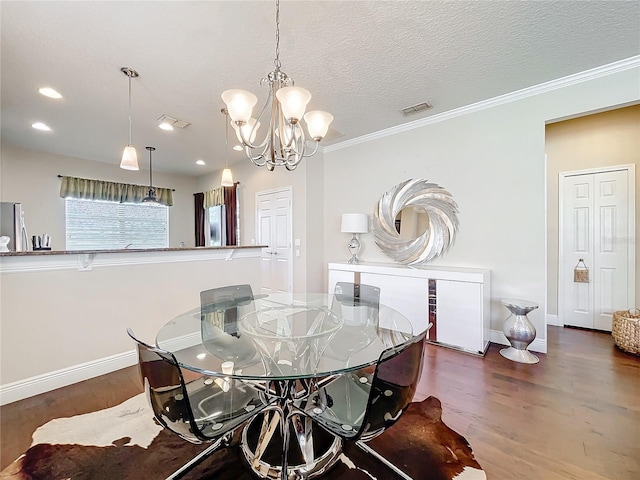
[560,167,634,331]
[257,188,292,294]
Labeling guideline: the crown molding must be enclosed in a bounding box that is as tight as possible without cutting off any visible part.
[325,56,640,153]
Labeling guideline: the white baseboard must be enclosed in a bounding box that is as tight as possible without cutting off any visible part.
[489,329,547,354]
[0,331,203,406]
[0,351,138,406]
[546,314,561,326]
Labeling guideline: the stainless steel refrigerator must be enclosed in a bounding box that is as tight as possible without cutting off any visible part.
[0,202,29,251]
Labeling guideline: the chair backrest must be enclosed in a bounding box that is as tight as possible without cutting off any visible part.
[333,282,380,309]
[357,329,427,441]
[332,282,380,328]
[200,284,254,336]
[127,328,206,443]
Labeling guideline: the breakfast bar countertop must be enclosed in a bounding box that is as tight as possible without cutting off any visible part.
[0,245,266,257]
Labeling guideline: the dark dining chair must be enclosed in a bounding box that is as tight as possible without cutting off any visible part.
[332,282,381,315]
[200,284,260,366]
[326,282,382,361]
[200,284,255,336]
[302,330,427,480]
[127,328,273,479]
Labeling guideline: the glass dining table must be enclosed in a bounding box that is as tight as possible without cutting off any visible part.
[156,292,414,479]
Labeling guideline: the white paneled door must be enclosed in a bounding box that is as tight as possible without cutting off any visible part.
[560,167,634,331]
[257,187,292,294]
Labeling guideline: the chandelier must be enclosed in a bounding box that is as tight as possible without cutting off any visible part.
[221,0,333,171]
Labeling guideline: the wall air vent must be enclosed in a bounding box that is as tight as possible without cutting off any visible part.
[401,102,433,116]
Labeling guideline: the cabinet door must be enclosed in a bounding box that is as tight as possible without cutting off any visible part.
[436,280,483,353]
[360,272,430,334]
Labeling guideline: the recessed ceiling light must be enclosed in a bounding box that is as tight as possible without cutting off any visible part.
[196,160,206,166]
[196,353,207,360]
[38,87,62,99]
[233,145,243,151]
[159,122,174,131]
[32,122,51,131]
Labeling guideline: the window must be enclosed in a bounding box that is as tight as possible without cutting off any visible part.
[65,198,169,250]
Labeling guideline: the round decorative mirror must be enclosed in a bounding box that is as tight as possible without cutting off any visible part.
[372,179,459,265]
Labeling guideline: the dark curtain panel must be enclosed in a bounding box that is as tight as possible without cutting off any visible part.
[194,192,205,247]
[224,184,238,246]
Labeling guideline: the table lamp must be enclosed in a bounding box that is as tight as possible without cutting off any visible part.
[341,213,368,264]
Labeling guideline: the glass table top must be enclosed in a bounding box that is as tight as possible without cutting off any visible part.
[156,292,413,381]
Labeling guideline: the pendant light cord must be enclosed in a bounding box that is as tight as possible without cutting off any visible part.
[127,74,133,145]
[225,111,230,168]
[148,149,153,188]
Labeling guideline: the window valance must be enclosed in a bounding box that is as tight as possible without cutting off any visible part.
[59,176,173,206]
[204,186,225,208]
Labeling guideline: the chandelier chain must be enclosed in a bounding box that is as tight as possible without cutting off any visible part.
[274,0,281,69]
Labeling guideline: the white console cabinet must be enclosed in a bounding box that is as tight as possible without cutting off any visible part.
[328,262,491,355]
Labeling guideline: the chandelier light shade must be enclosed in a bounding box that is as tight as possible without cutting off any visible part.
[120,67,140,171]
[221,0,333,171]
[221,90,258,123]
[304,111,334,140]
[142,146,159,203]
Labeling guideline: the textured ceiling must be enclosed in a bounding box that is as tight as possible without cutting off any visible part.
[1,1,639,176]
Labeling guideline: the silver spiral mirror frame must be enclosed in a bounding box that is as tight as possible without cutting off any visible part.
[372,179,459,265]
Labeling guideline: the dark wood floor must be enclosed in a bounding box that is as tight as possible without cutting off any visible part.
[2,326,639,479]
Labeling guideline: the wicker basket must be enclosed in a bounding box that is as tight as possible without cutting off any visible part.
[612,308,640,355]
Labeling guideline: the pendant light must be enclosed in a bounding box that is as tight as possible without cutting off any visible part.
[142,146,159,203]
[220,108,234,187]
[120,67,139,170]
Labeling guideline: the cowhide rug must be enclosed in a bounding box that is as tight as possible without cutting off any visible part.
[0,394,485,480]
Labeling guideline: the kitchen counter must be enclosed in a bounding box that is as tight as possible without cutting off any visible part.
[0,245,267,274]
[0,245,265,256]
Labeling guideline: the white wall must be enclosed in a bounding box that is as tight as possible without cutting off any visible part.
[322,64,640,339]
[196,153,326,293]
[0,143,198,248]
[0,249,263,403]
[546,105,639,317]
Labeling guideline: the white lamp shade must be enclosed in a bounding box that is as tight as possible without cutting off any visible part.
[120,145,139,170]
[341,213,368,234]
[232,118,260,144]
[303,110,333,140]
[221,168,234,187]
[276,86,311,121]
[221,89,258,123]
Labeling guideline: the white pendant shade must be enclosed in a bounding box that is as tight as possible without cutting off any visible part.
[221,89,258,123]
[232,118,260,144]
[120,145,139,170]
[341,213,369,234]
[276,86,311,121]
[303,110,334,140]
[221,168,234,187]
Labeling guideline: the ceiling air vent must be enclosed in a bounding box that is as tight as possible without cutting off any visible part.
[158,114,191,129]
[401,102,433,116]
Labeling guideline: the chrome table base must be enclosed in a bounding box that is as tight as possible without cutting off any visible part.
[500,299,539,364]
[241,379,343,480]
